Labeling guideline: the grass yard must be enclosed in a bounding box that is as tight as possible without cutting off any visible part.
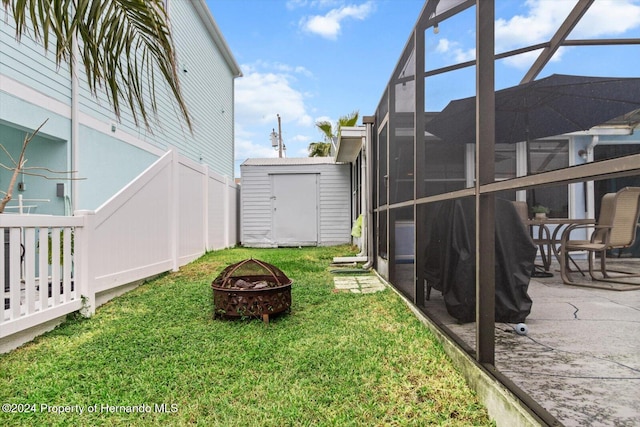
[0,245,492,426]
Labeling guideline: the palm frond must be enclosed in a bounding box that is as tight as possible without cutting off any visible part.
[308,142,331,157]
[315,121,334,142]
[338,110,359,127]
[337,110,359,139]
[4,0,192,132]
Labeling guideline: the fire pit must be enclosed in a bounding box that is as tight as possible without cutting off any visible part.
[211,258,292,323]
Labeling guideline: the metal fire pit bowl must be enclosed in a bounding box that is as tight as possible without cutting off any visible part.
[211,258,292,324]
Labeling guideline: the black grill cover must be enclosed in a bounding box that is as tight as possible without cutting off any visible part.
[423,197,536,323]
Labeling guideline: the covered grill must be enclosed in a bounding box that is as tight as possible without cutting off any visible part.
[211,258,292,323]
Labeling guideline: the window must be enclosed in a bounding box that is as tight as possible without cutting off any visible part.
[527,140,569,218]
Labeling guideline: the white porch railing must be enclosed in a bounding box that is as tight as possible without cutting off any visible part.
[1,215,83,339]
[1,150,238,349]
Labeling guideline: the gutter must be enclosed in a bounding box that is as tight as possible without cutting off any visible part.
[363,116,375,269]
[70,30,79,214]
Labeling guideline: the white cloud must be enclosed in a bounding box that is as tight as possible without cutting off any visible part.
[494,0,640,69]
[435,38,451,54]
[287,0,342,10]
[290,134,314,157]
[245,61,314,78]
[291,134,312,143]
[315,115,332,123]
[572,0,640,37]
[435,38,476,63]
[233,61,318,166]
[495,1,568,51]
[294,66,314,77]
[235,64,313,127]
[300,1,375,40]
[234,124,279,161]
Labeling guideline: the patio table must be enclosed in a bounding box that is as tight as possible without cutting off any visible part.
[525,218,595,272]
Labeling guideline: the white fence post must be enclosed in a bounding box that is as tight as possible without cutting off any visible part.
[224,176,230,248]
[74,210,96,317]
[170,149,179,272]
[203,164,210,252]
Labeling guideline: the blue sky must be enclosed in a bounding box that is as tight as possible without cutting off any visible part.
[205,0,640,176]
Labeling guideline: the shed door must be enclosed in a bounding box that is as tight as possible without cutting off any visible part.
[271,173,318,246]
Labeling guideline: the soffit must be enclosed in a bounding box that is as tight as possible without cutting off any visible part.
[335,127,366,163]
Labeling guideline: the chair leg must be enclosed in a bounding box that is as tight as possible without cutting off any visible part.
[539,242,551,271]
[601,252,609,278]
[561,246,595,286]
[588,250,598,280]
[555,243,584,276]
[569,254,586,276]
[560,246,575,284]
[588,252,640,284]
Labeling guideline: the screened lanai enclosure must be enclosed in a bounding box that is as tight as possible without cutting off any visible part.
[362,0,640,425]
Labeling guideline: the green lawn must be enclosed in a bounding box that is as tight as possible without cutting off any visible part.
[0,245,492,426]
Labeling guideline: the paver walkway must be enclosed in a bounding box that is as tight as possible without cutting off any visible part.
[333,275,386,293]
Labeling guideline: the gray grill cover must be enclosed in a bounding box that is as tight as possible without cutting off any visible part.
[423,197,536,323]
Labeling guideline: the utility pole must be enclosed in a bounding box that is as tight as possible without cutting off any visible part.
[270,114,285,158]
[277,114,283,158]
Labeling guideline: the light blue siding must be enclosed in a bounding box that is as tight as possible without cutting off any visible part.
[74,0,237,178]
[167,0,237,178]
[77,127,158,209]
[0,16,72,105]
[0,124,67,215]
[0,1,239,211]
[0,91,71,215]
[0,93,70,140]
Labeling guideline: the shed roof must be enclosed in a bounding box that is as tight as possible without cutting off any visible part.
[241,157,337,166]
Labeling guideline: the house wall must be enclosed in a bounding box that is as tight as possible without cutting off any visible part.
[169,0,236,178]
[0,74,72,215]
[76,127,159,210]
[0,16,72,106]
[0,124,68,214]
[1,9,79,215]
[241,162,351,247]
[0,0,239,212]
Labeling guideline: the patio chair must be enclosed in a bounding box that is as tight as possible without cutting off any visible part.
[559,187,640,286]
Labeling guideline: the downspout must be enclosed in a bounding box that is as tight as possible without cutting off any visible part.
[585,134,599,161]
[70,29,79,214]
[363,116,375,269]
[357,132,367,257]
[584,135,599,219]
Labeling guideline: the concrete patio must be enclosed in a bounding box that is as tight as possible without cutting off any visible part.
[423,258,640,426]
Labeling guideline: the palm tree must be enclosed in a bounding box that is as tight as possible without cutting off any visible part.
[307,142,332,157]
[2,0,191,131]
[309,110,359,157]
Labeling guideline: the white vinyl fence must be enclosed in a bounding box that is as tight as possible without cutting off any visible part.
[1,150,238,351]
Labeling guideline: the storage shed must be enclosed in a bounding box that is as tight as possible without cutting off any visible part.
[240,157,351,247]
